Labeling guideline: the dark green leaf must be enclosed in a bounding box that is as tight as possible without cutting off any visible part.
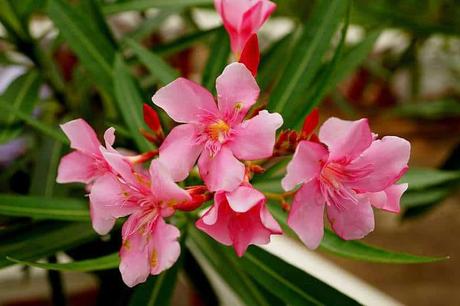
[102,0,213,15]
[400,168,460,190]
[126,38,179,85]
[268,0,348,124]
[0,221,97,269]
[113,54,154,151]
[0,194,89,221]
[242,247,359,306]
[7,252,119,272]
[129,264,180,306]
[153,27,220,56]
[48,0,115,93]
[401,188,452,209]
[201,28,230,91]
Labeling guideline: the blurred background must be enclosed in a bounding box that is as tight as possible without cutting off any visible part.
[0,0,459,305]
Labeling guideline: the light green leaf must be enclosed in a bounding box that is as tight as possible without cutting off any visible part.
[48,0,115,93]
[320,229,447,263]
[0,194,89,221]
[126,38,179,85]
[201,28,230,92]
[268,205,446,263]
[153,27,220,56]
[7,253,119,272]
[0,221,97,269]
[113,54,154,151]
[400,168,460,191]
[401,188,452,209]
[102,0,213,15]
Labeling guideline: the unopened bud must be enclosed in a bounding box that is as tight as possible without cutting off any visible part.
[175,186,212,212]
[143,104,164,142]
[299,108,319,140]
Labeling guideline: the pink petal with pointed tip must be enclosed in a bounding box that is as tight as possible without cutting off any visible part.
[148,217,181,275]
[159,124,203,182]
[89,174,137,235]
[226,185,265,212]
[318,117,372,162]
[196,192,232,245]
[368,183,408,213]
[282,141,329,191]
[151,78,218,123]
[216,62,259,119]
[56,151,96,184]
[288,179,325,249]
[349,136,411,193]
[229,110,283,160]
[198,147,245,192]
[149,159,191,204]
[326,198,375,240]
[60,119,101,155]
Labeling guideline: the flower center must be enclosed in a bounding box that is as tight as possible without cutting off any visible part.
[207,119,230,142]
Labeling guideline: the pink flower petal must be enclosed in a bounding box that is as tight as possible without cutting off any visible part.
[159,124,203,182]
[198,146,245,192]
[89,174,137,235]
[216,63,259,119]
[226,185,265,213]
[60,119,101,155]
[148,217,181,275]
[287,179,325,249]
[229,110,283,160]
[368,183,408,213]
[151,78,218,123]
[103,127,116,149]
[119,214,150,287]
[195,192,232,245]
[282,141,329,191]
[56,151,96,184]
[149,159,191,205]
[349,136,411,192]
[326,198,375,240]
[318,117,372,162]
[101,149,139,188]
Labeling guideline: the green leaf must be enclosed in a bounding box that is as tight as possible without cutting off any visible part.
[0,98,68,144]
[102,0,213,15]
[242,247,359,306]
[201,28,230,92]
[0,194,89,221]
[400,168,460,190]
[392,99,460,120]
[113,54,154,151]
[7,253,119,272]
[401,188,452,209]
[126,38,179,85]
[320,229,446,263]
[129,264,180,306]
[48,0,115,93]
[187,227,272,306]
[0,0,29,40]
[268,0,348,123]
[0,221,97,269]
[153,27,220,57]
[29,139,62,197]
[0,70,41,142]
[125,10,176,42]
[269,205,446,263]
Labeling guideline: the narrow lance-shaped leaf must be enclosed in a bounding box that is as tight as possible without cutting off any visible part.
[113,54,154,152]
[48,0,115,94]
[126,38,179,85]
[0,221,97,268]
[7,253,119,272]
[102,0,214,15]
[267,0,348,118]
[201,27,230,92]
[0,194,89,221]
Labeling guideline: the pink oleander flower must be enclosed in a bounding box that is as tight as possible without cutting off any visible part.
[56,119,116,184]
[282,117,410,249]
[196,184,282,256]
[152,62,283,192]
[215,0,276,56]
[90,156,191,287]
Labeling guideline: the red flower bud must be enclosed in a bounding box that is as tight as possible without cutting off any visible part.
[175,186,212,212]
[299,108,319,140]
[143,104,164,139]
[239,34,260,77]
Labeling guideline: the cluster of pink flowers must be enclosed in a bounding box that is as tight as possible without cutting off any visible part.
[57,0,410,287]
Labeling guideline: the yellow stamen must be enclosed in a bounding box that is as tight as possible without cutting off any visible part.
[207,120,230,142]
